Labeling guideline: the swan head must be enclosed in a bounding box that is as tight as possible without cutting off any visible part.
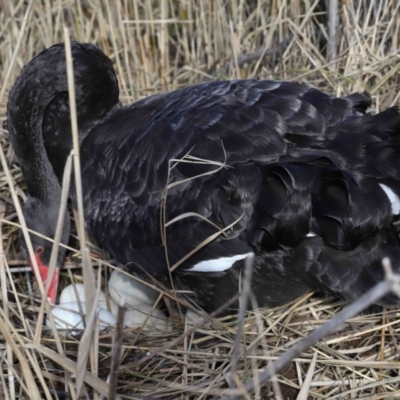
[20,196,71,305]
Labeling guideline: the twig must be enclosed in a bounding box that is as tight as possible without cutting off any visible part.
[327,0,338,69]
[108,303,126,400]
[118,292,241,371]
[228,255,254,391]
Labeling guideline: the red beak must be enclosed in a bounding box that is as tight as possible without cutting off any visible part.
[32,254,60,305]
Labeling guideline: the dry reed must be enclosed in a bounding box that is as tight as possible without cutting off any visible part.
[1,0,400,399]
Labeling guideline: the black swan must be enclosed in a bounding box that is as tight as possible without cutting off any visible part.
[7,42,400,313]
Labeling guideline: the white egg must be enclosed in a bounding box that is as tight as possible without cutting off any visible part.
[108,270,160,310]
[55,272,171,333]
[46,301,116,334]
[108,270,172,332]
[124,307,171,332]
[185,309,203,325]
[60,284,118,316]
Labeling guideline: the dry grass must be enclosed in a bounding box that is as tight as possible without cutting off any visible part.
[1,0,400,399]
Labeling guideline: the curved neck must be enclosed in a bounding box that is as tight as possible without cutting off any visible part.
[8,84,61,203]
[7,42,120,197]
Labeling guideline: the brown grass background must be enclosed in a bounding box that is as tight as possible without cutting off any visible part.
[0,0,400,399]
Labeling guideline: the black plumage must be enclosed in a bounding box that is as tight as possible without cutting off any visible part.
[7,42,400,312]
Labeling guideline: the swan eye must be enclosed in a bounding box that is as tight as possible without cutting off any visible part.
[35,246,45,255]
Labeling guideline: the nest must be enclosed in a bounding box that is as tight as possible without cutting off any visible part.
[0,0,400,399]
